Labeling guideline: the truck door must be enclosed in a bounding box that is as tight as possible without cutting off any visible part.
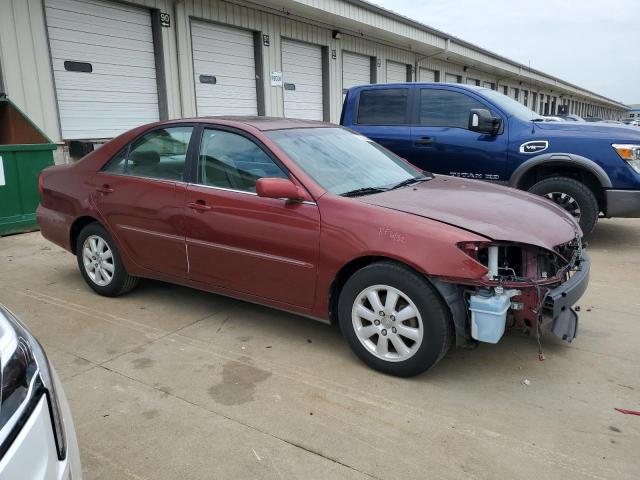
[348,87,414,160]
[408,87,509,182]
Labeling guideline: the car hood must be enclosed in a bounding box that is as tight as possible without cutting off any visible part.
[357,176,580,251]
[534,120,640,140]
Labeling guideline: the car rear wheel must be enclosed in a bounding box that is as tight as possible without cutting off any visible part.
[76,223,139,296]
[338,261,453,377]
[528,177,599,237]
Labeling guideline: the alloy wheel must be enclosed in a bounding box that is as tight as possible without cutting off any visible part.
[545,191,581,220]
[351,285,424,362]
[82,235,115,286]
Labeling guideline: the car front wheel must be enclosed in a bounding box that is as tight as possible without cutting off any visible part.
[76,223,139,296]
[527,177,599,237]
[338,262,453,377]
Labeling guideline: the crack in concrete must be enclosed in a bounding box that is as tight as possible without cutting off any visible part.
[96,364,379,479]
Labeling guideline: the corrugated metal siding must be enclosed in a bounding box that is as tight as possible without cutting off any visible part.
[0,0,61,142]
[0,0,627,141]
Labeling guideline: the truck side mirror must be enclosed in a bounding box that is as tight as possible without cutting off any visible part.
[469,108,502,135]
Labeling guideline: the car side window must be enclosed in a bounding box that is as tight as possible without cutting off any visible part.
[356,89,409,125]
[103,126,193,181]
[198,129,288,192]
[419,89,488,128]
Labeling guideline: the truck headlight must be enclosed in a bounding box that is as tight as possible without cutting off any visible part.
[0,306,66,460]
[612,144,640,173]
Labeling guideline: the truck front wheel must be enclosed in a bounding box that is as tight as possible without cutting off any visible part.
[528,177,599,237]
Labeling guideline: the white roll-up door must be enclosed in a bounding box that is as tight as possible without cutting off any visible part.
[482,81,493,89]
[342,51,370,92]
[282,39,324,121]
[466,77,480,86]
[191,21,258,116]
[445,73,460,83]
[418,67,436,82]
[386,60,407,83]
[45,0,159,139]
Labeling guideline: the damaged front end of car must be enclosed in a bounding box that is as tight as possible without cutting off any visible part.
[436,236,589,348]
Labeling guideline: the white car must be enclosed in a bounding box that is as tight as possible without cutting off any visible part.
[0,305,81,479]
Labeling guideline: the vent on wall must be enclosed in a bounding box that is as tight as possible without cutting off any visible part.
[64,61,92,73]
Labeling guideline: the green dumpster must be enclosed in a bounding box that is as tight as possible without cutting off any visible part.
[0,95,57,236]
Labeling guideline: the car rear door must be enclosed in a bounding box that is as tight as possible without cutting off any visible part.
[409,87,509,181]
[184,126,320,309]
[348,87,414,160]
[91,125,195,278]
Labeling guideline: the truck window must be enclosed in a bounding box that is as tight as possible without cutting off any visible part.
[357,89,408,125]
[419,89,486,128]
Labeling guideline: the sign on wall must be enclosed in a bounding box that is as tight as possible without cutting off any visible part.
[160,12,170,27]
[270,71,283,87]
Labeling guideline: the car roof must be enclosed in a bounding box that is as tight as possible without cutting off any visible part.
[194,116,335,132]
[347,82,487,91]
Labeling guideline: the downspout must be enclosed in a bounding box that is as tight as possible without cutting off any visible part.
[174,0,188,117]
[414,38,449,82]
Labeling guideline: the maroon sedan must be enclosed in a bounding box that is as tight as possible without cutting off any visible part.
[37,118,589,376]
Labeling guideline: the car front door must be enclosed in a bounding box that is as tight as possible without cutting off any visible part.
[408,87,509,182]
[92,125,195,278]
[184,127,320,309]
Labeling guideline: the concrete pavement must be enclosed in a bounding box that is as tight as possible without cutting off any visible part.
[0,219,638,479]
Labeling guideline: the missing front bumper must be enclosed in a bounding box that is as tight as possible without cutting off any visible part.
[545,252,590,341]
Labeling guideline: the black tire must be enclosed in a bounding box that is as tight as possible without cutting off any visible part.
[338,261,453,377]
[527,177,599,237]
[76,223,139,297]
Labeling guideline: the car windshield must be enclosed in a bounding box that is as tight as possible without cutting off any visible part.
[478,88,544,121]
[266,127,426,196]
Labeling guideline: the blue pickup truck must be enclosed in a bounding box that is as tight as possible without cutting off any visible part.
[341,83,640,235]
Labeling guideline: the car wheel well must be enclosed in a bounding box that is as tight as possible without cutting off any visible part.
[328,256,426,326]
[517,164,604,210]
[69,216,100,254]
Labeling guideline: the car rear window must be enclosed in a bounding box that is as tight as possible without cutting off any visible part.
[356,89,408,125]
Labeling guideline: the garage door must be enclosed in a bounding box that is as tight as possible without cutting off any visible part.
[445,73,460,83]
[466,77,480,86]
[386,61,407,83]
[342,51,370,92]
[191,21,258,116]
[418,67,436,82]
[282,39,324,121]
[45,0,159,139]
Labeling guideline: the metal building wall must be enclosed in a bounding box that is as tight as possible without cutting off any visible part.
[0,0,182,143]
[0,0,61,142]
[0,0,628,145]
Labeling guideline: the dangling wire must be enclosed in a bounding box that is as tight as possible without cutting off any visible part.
[532,282,550,361]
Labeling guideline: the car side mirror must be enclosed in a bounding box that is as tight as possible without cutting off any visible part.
[256,178,305,201]
[469,108,502,135]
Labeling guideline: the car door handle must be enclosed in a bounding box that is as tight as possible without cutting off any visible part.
[187,201,212,212]
[415,137,434,145]
[95,185,114,194]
